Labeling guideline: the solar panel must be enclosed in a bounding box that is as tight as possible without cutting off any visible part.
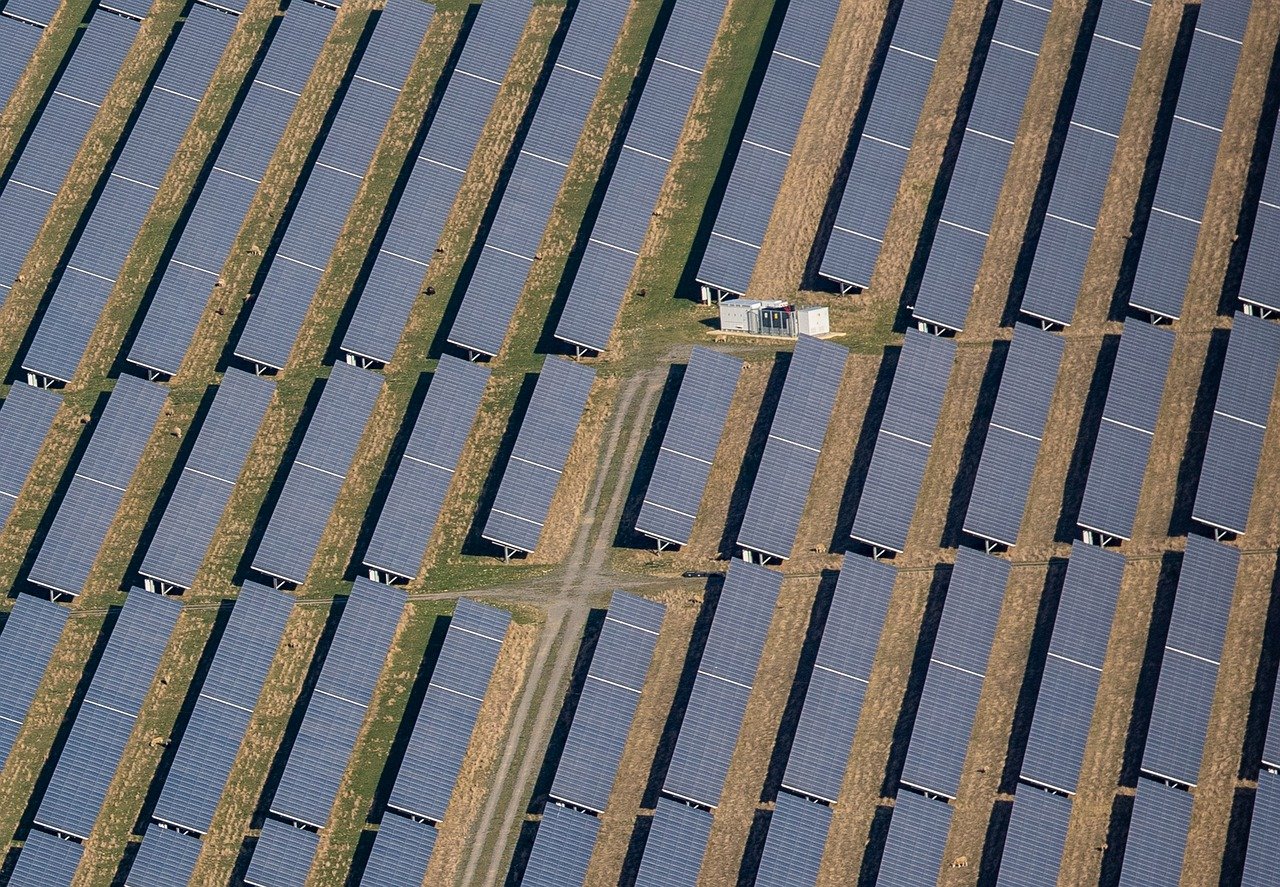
[663,560,781,809]
[782,553,895,803]
[519,802,602,887]
[234,0,433,371]
[127,1,336,377]
[753,790,833,887]
[140,369,274,590]
[818,0,952,290]
[0,10,138,303]
[1127,0,1249,320]
[737,336,847,561]
[965,323,1065,546]
[149,582,292,835]
[911,0,1052,331]
[0,594,68,766]
[363,355,489,580]
[1242,769,1280,885]
[552,0,729,354]
[21,4,236,383]
[0,18,41,114]
[900,548,1009,798]
[634,796,713,887]
[359,811,438,887]
[32,591,180,842]
[3,0,59,26]
[482,356,595,556]
[693,0,841,299]
[636,347,742,547]
[0,382,60,527]
[1241,107,1280,314]
[386,599,509,822]
[245,817,321,887]
[252,362,382,585]
[550,591,664,812]
[27,375,168,598]
[995,785,1071,885]
[1192,312,1280,535]
[124,824,202,887]
[1077,319,1175,542]
[875,790,952,886]
[342,0,535,364]
[444,0,632,360]
[850,328,956,553]
[8,829,83,887]
[1116,778,1194,886]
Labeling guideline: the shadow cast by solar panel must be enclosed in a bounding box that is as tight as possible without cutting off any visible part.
[613,361,684,549]
[116,9,290,379]
[939,339,1006,549]
[1221,785,1257,885]
[112,596,236,884]
[1099,789,1136,883]
[232,375,325,585]
[327,2,481,367]
[735,806,774,886]
[830,344,898,552]
[1117,550,1181,789]
[716,351,788,559]
[347,608,452,886]
[230,593,346,883]
[0,601,118,880]
[1217,33,1280,319]
[532,0,679,358]
[1002,0,1102,328]
[801,0,905,294]
[463,371,537,557]
[1053,332,1118,542]
[1166,327,1227,538]
[618,811,653,887]
[503,607,604,887]
[982,796,1014,884]
[12,388,109,599]
[856,801,896,886]
[1108,5,1197,324]
[221,13,379,376]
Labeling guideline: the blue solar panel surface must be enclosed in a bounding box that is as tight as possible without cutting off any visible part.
[364,355,489,579]
[28,375,167,598]
[912,0,1052,331]
[783,553,895,803]
[664,560,780,808]
[253,362,382,584]
[1117,779,1194,886]
[8,829,83,887]
[33,591,180,841]
[22,4,236,383]
[553,0,728,354]
[876,790,952,886]
[0,595,67,766]
[124,824,201,887]
[0,11,137,302]
[634,796,713,887]
[343,0,535,363]
[637,347,741,546]
[234,0,433,370]
[3,0,59,26]
[520,802,601,887]
[551,592,664,812]
[1127,0,1249,320]
[446,0,631,358]
[694,0,840,297]
[0,18,42,114]
[996,785,1071,886]
[965,323,1064,546]
[359,811,438,887]
[245,817,321,887]
[0,382,60,527]
[818,0,952,289]
[851,328,955,552]
[386,599,509,823]
[482,356,595,554]
[1242,769,1280,885]
[1077,319,1175,540]
[753,790,833,887]
[140,369,273,590]
[127,1,336,376]
[901,548,1009,798]
[1241,91,1280,314]
[738,336,847,560]
[1193,312,1280,535]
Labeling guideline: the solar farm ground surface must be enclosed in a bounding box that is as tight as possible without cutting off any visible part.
[0,0,1276,885]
